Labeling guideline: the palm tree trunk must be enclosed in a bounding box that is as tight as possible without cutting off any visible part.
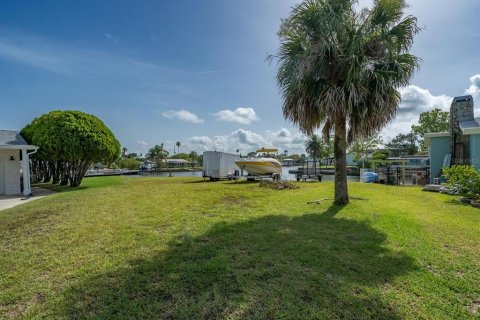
[334,116,349,205]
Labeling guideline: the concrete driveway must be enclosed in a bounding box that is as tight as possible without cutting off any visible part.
[0,187,55,211]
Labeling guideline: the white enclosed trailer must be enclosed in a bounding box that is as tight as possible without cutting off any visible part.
[202,151,240,180]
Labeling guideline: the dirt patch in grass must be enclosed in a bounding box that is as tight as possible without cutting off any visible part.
[259,180,299,190]
[221,194,247,206]
[5,304,26,319]
[470,300,480,315]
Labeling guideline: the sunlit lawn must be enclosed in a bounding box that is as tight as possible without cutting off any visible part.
[1,176,479,319]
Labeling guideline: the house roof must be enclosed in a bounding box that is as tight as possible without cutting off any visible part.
[459,118,480,135]
[424,132,450,138]
[453,95,473,103]
[167,159,190,163]
[387,156,429,160]
[423,132,450,147]
[0,130,38,150]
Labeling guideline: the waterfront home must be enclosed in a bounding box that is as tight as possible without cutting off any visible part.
[0,130,38,196]
[166,159,194,168]
[425,95,479,183]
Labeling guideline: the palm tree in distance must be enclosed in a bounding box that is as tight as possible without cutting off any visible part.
[305,134,322,176]
[147,144,169,171]
[176,141,181,155]
[274,0,420,204]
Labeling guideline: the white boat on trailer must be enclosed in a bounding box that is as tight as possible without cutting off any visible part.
[235,148,282,179]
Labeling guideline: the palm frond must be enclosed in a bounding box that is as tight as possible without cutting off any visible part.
[275,0,419,142]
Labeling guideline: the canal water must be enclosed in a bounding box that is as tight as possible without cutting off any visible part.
[133,167,360,182]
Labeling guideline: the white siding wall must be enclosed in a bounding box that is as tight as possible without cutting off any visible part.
[0,149,21,195]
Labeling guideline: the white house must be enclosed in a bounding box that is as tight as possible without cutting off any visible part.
[0,130,38,196]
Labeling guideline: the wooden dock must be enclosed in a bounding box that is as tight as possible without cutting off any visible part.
[85,170,139,177]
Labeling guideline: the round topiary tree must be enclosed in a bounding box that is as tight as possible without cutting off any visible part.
[21,110,120,187]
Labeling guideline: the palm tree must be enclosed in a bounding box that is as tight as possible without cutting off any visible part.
[274,0,419,204]
[121,147,128,158]
[305,134,322,175]
[176,141,181,155]
[147,144,169,170]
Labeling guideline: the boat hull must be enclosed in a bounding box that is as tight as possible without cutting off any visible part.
[234,159,282,176]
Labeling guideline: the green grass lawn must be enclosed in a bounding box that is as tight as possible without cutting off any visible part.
[1,177,479,319]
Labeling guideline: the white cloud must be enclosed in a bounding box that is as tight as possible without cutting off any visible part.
[398,85,452,114]
[231,129,266,145]
[186,128,306,154]
[466,74,480,98]
[380,85,453,140]
[137,140,149,149]
[266,128,306,151]
[188,129,266,153]
[162,109,204,124]
[190,136,212,145]
[214,107,259,125]
[380,74,480,140]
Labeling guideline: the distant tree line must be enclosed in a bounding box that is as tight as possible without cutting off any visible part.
[386,108,450,156]
[116,143,203,171]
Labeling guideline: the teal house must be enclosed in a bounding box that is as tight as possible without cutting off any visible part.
[425,95,479,183]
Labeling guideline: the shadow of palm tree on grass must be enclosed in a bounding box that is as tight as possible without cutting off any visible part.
[61,205,415,319]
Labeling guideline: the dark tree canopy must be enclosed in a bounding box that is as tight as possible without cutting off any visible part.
[21,110,120,187]
[385,132,418,156]
[411,108,450,150]
[411,108,450,137]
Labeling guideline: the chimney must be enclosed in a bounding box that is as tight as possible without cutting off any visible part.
[450,95,474,164]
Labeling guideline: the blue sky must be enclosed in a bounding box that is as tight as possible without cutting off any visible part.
[1,0,480,155]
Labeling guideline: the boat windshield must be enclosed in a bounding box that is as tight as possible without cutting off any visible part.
[252,148,278,158]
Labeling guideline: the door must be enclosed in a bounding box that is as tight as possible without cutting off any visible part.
[0,156,5,195]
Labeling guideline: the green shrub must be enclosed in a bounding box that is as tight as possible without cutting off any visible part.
[118,158,141,170]
[443,165,480,198]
